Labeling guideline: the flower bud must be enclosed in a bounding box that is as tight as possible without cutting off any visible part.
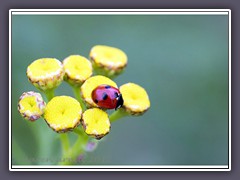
[27,58,64,91]
[81,108,110,140]
[80,75,117,108]
[63,55,92,86]
[120,83,150,115]
[90,45,127,78]
[44,96,82,133]
[18,91,46,121]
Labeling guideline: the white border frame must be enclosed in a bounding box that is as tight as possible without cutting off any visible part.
[9,9,231,171]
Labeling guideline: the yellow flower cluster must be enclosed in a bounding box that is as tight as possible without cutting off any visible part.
[18,45,150,140]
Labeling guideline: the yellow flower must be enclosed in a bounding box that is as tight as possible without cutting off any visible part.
[90,45,127,78]
[44,96,82,133]
[120,83,150,115]
[81,108,110,139]
[80,75,117,108]
[27,58,64,91]
[18,91,46,121]
[63,55,92,86]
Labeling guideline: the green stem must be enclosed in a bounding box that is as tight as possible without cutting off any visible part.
[59,128,88,165]
[109,108,129,123]
[43,88,72,164]
[72,86,86,111]
[44,89,55,101]
[73,128,85,136]
[59,134,70,154]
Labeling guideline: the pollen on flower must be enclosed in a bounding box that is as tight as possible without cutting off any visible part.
[90,45,127,77]
[63,55,92,86]
[120,83,150,115]
[81,108,110,140]
[44,96,82,133]
[18,91,46,121]
[27,58,64,91]
[80,75,117,107]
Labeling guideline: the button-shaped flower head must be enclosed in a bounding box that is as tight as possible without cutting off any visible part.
[63,55,92,86]
[27,58,64,91]
[120,83,150,115]
[18,91,46,121]
[44,96,82,133]
[90,45,127,78]
[81,75,117,108]
[81,108,110,140]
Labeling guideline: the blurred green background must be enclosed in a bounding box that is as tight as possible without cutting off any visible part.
[11,14,229,165]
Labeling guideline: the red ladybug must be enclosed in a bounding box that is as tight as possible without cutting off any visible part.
[91,84,124,110]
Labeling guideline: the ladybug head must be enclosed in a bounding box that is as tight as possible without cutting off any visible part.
[115,94,124,110]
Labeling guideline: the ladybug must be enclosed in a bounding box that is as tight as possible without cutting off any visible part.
[91,84,124,110]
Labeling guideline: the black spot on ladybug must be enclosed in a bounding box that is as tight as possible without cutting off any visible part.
[102,92,108,100]
[105,85,111,89]
[114,92,119,98]
[94,99,98,104]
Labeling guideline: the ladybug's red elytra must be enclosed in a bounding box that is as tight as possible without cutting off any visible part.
[91,84,124,110]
